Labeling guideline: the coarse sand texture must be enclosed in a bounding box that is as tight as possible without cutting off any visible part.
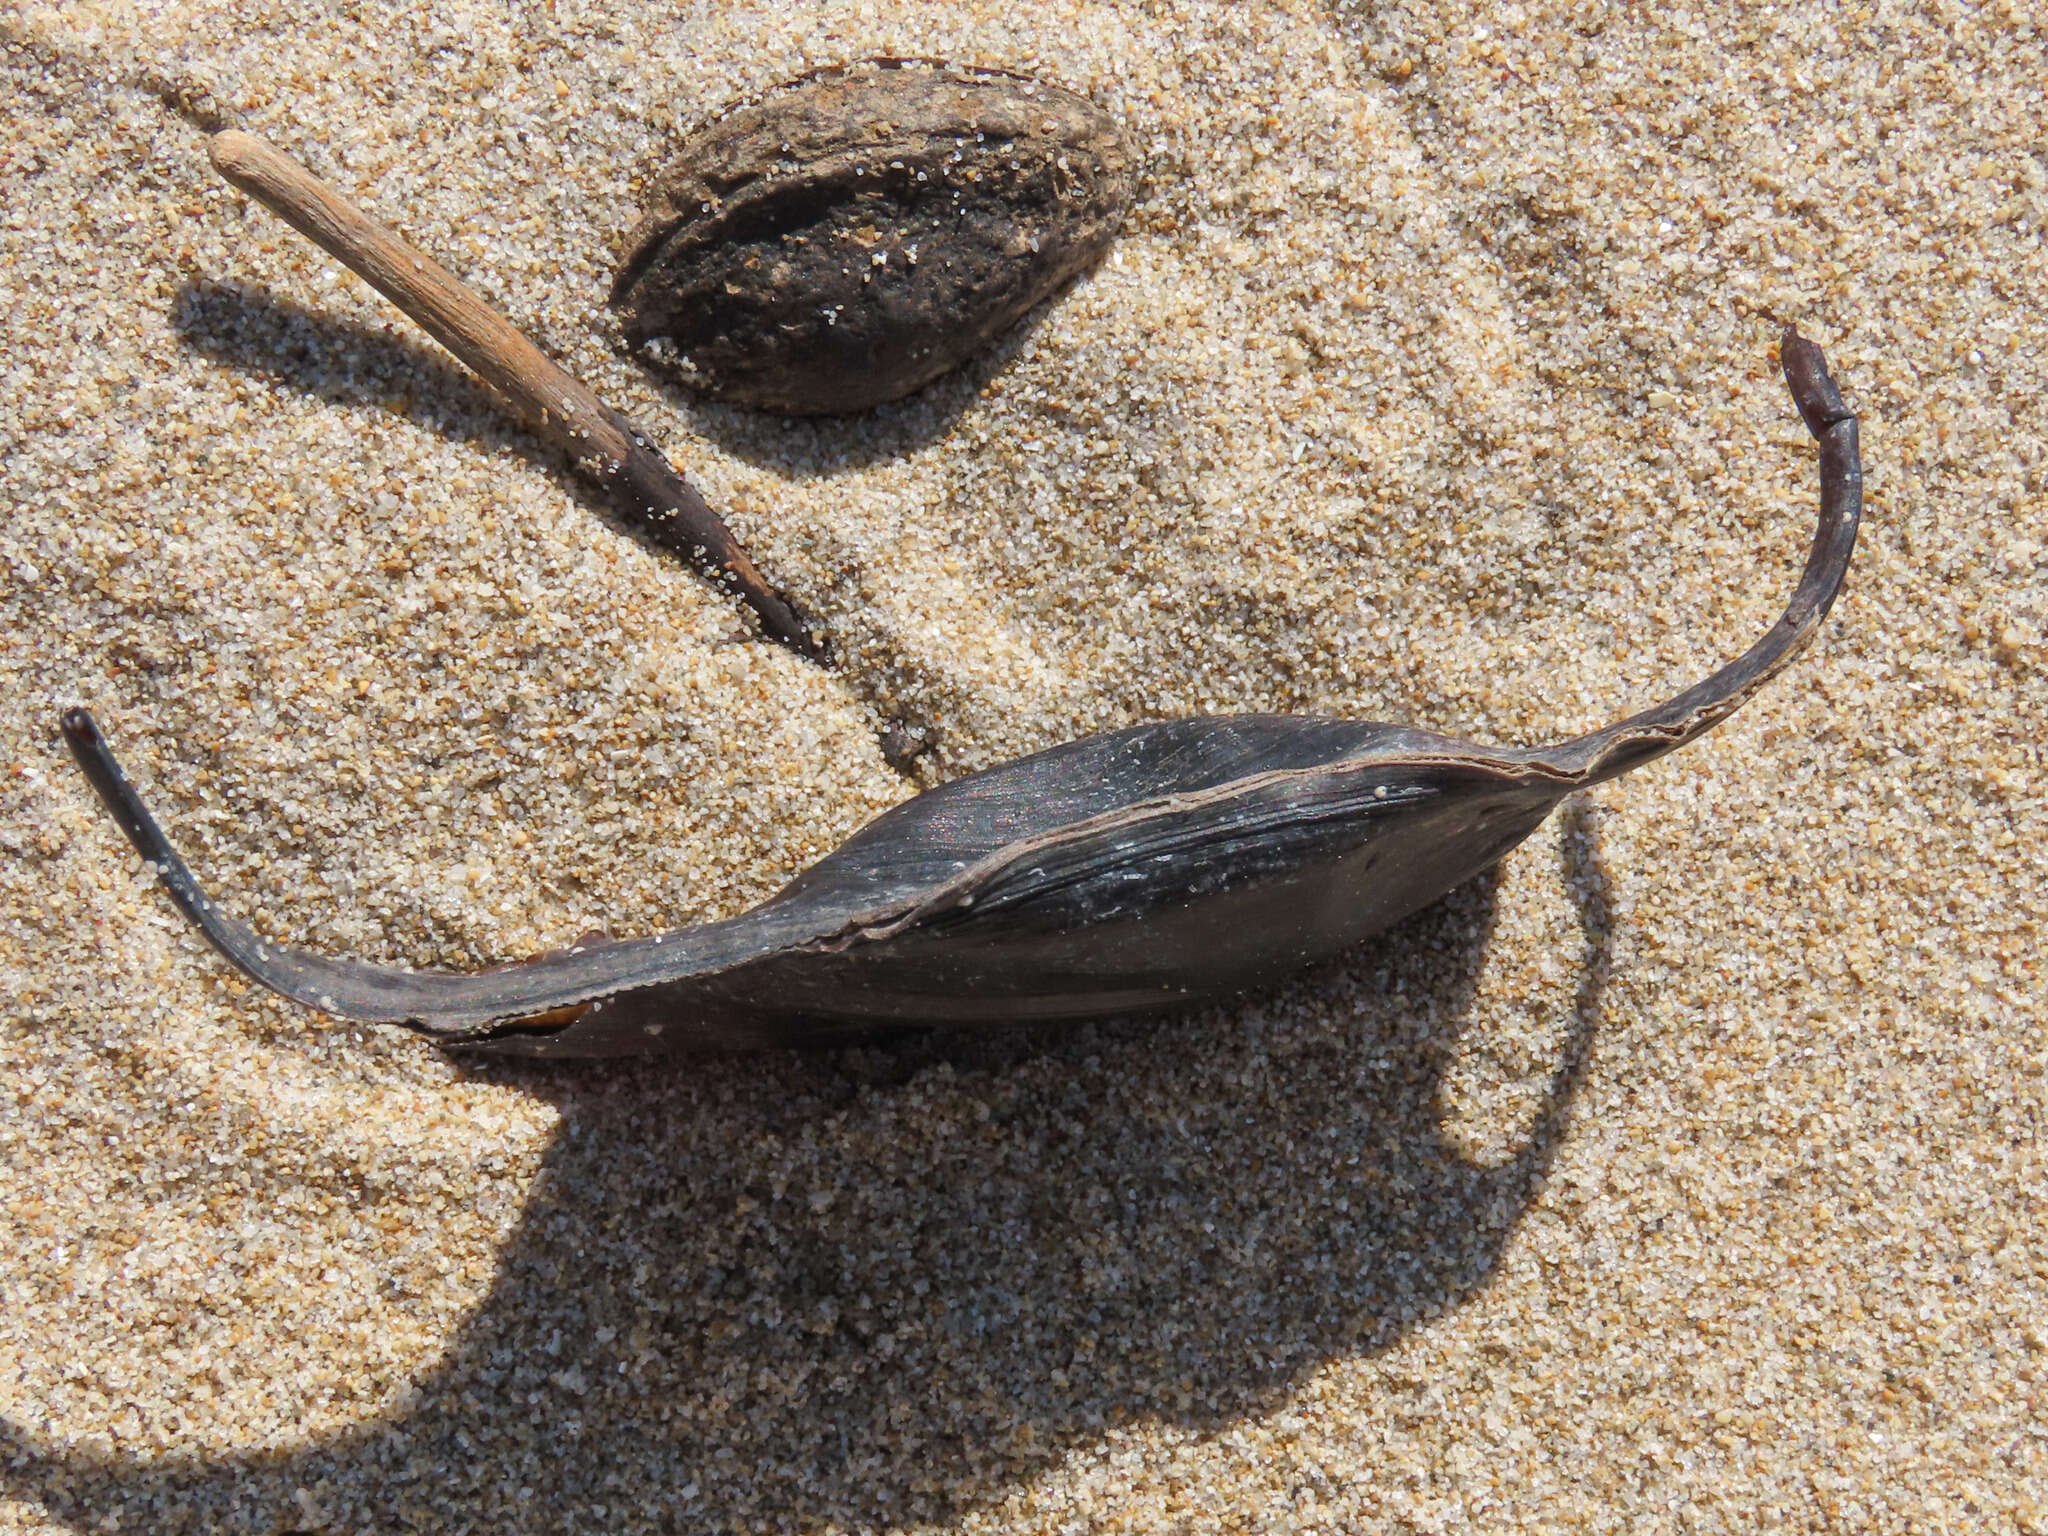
[2,3,2043,1533]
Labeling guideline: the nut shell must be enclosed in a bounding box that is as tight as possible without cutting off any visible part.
[611,58,1137,415]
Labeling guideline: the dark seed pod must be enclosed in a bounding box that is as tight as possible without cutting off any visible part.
[610,57,1138,415]
[62,332,1860,1060]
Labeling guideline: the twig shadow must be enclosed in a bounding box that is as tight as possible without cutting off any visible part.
[5,802,1615,1532]
[170,277,538,467]
[167,278,774,620]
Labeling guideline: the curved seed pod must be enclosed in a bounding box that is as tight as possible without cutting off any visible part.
[611,57,1138,415]
[62,330,1860,1059]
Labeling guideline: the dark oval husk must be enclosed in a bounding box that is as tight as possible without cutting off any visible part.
[62,332,1861,1060]
[610,57,1138,415]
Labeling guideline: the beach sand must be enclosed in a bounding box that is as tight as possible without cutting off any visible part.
[2,0,2042,1530]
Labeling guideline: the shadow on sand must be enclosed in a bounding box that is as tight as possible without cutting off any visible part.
[170,276,773,621]
[169,270,1051,497]
[6,804,1612,1532]
[633,298,1060,479]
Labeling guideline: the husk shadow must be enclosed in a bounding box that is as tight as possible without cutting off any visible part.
[648,291,1066,478]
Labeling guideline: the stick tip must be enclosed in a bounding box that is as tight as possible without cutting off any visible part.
[206,128,264,184]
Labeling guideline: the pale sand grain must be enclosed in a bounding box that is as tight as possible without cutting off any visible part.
[1,1,2042,1531]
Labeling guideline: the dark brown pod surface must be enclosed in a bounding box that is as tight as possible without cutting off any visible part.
[610,58,1138,415]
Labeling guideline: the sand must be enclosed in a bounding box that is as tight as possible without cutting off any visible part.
[1,0,2042,1530]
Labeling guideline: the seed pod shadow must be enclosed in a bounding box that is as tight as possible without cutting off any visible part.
[0,811,1614,1530]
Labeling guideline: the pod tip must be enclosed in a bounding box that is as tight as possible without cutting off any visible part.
[1778,324,1854,440]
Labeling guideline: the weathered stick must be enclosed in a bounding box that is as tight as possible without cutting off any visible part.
[208,129,823,659]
